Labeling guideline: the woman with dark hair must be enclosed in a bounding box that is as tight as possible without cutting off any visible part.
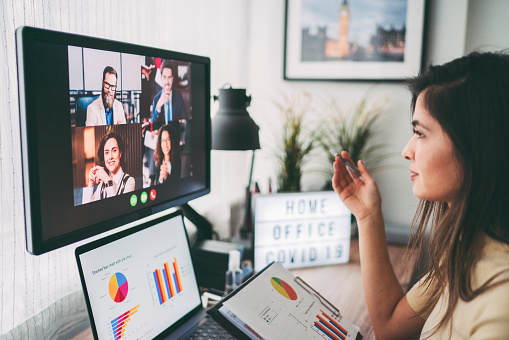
[153,124,181,184]
[332,52,509,339]
[83,131,135,203]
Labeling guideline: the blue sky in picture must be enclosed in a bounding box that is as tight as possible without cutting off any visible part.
[301,0,407,47]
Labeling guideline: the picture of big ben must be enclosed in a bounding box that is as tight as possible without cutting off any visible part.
[300,0,408,62]
[325,0,350,58]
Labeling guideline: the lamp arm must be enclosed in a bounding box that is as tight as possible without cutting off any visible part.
[178,203,213,242]
[247,150,255,190]
[240,150,256,237]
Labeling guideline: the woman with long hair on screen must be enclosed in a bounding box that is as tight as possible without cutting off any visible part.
[83,131,135,203]
[153,123,181,184]
[332,51,509,339]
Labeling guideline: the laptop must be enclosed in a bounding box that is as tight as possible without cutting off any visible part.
[75,210,234,339]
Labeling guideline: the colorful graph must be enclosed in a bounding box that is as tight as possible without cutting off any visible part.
[314,310,348,340]
[152,257,183,305]
[110,304,139,340]
[109,272,129,303]
[270,277,298,300]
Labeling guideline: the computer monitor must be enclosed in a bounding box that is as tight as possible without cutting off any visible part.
[16,26,211,255]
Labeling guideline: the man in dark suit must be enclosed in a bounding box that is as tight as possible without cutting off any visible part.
[150,60,187,123]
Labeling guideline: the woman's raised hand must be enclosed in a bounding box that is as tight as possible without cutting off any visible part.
[332,151,382,223]
[160,162,168,182]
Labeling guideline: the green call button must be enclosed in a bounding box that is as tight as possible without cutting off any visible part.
[130,194,138,207]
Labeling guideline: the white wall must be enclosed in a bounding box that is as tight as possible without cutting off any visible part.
[465,0,509,53]
[424,0,469,65]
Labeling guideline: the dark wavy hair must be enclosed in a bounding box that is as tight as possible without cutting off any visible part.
[406,51,509,337]
[154,123,181,169]
[97,131,125,175]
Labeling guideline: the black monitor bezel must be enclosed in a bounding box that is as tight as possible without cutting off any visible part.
[16,26,211,255]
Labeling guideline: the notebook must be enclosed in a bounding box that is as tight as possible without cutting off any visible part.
[75,210,234,339]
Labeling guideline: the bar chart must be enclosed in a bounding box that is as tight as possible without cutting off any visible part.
[152,257,183,305]
[110,304,139,340]
[314,309,348,340]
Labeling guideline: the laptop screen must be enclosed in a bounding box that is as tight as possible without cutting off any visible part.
[76,211,202,339]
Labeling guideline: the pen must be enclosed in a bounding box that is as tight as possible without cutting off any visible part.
[330,149,362,177]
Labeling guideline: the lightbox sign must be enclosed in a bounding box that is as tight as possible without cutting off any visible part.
[253,191,351,271]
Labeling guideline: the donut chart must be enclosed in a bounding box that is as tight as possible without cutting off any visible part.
[109,272,129,303]
[270,277,298,300]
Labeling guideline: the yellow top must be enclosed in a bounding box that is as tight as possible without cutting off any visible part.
[406,234,509,339]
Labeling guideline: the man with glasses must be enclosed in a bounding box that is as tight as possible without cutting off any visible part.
[86,66,126,126]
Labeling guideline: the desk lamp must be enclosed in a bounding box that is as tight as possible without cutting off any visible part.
[212,86,260,238]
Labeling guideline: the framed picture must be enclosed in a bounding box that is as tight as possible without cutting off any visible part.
[284,0,427,81]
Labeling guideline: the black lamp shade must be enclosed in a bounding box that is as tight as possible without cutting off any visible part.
[212,87,260,151]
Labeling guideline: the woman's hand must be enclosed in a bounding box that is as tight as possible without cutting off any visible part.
[94,167,110,183]
[87,166,99,187]
[332,151,382,223]
[160,162,168,182]
[87,166,109,187]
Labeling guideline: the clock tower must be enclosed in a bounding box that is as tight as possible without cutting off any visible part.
[338,0,350,57]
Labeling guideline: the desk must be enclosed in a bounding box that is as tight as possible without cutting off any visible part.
[70,239,415,340]
[291,239,416,340]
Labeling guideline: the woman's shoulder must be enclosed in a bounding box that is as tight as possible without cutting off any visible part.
[474,234,509,288]
[406,273,436,319]
[455,271,509,338]
[124,173,135,183]
[122,172,136,192]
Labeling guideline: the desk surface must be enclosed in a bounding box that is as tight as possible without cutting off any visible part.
[70,239,415,340]
[291,239,416,340]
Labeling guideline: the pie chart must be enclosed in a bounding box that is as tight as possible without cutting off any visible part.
[270,277,297,300]
[109,272,129,303]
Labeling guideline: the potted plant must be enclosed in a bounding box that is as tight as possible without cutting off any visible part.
[274,92,318,192]
[318,92,393,189]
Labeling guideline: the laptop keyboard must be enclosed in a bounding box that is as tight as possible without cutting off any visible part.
[183,316,235,339]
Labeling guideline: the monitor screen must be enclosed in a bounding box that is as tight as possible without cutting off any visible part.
[16,26,211,255]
